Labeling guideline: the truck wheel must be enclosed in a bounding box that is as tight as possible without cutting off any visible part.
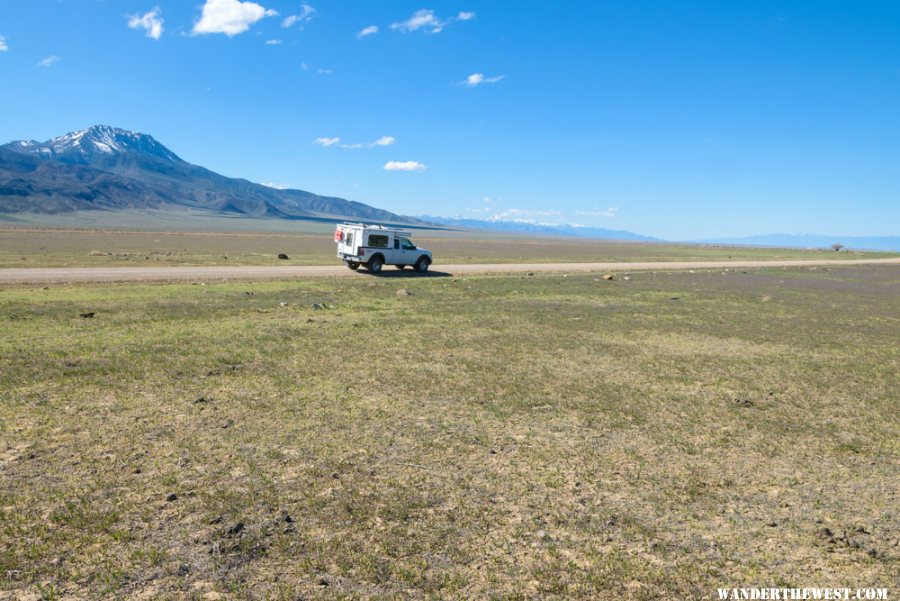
[414,257,430,273]
[368,255,384,274]
[347,261,360,270]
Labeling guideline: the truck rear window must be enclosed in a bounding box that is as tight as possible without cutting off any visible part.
[368,234,389,248]
[345,232,353,246]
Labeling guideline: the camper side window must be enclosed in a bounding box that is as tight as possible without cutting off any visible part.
[369,234,389,248]
[345,232,353,247]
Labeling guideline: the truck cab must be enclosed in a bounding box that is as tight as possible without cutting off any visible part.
[335,223,432,274]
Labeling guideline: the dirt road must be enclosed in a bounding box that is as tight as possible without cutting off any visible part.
[0,257,898,284]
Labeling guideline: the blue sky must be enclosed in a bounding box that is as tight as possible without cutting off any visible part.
[1,0,898,239]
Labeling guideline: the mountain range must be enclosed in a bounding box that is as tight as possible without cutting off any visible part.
[422,215,660,242]
[1,126,896,251]
[0,125,419,225]
[426,217,900,251]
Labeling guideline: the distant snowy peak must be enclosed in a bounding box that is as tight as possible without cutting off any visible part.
[3,125,182,164]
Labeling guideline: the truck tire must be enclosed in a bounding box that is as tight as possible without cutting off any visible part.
[414,257,430,273]
[367,255,384,274]
[347,261,360,270]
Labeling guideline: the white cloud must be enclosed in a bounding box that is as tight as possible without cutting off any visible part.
[262,182,291,189]
[391,9,442,33]
[0,35,7,51]
[490,208,562,221]
[265,39,282,45]
[356,25,379,38]
[193,0,277,37]
[390,9,475,34]
[316,135,396,149]
[282,3,315,27]
[577,207,619,218]
[463,72,504,87]
[384,160,426,171]
[297,59,326,73]
[37,55,60,68]
[313,137,341,147]
[128,7,164,40]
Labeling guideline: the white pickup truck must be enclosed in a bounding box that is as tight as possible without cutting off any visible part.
[335,223,433,274]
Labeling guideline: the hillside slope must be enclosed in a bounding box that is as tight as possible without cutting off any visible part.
[1,126,419,224]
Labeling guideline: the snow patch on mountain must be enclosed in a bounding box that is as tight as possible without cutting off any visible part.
[3,125,182,164]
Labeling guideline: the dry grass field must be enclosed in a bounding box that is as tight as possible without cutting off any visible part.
[1,226,893,269]
[1,263,898,599]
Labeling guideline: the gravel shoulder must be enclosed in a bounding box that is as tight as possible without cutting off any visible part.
[0,257,898,284]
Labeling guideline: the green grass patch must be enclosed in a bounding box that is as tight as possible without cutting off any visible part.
[1,265,898,598]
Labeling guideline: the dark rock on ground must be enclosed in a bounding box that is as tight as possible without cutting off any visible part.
[226,522,244,536]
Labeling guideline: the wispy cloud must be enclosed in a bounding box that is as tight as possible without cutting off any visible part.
[577,207,619,218]
[282,3,315,28]
[0,35,7,52]
[37,55,60,68]
[490,208,562,221]
[192,0,277,37]
[127,7,164,40]
[298,59,327,73]
[463,196,501,212]
[313,137,341,147]
[314,135,396,149]
[262,182,291,189]
[384,160,426,171]
[356,25,379,39]
[390,8,474,34]
[462,72,504,87]
[391,9,442,33]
